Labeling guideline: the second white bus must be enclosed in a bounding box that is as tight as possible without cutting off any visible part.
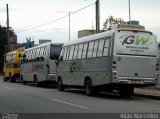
[20,42,62,86]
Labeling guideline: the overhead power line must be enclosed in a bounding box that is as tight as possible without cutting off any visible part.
[16,2,95,34]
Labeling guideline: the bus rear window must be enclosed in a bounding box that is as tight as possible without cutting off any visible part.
[50,45,62,60]
[116,31,157,56]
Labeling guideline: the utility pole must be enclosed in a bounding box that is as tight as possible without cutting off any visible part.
[128,0,131,24]
[95,0,100,33]
[6,4,10,52]
[69,12,70,41]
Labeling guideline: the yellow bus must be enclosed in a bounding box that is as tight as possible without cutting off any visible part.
[3,48,24,82]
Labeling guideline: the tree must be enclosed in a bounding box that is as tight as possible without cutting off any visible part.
[102,16,126,30]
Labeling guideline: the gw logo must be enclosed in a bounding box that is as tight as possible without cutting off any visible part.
[121,35,153,46]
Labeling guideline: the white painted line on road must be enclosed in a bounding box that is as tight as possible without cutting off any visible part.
[51,99,88,110]
[3,86,13,90]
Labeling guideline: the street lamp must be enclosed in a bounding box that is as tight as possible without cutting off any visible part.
[57,11,71,41]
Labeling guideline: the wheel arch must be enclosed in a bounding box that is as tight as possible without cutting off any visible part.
[84,76,92,86]
[57,75,62,82]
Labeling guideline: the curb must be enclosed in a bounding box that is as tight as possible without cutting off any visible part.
[134,93,160,100]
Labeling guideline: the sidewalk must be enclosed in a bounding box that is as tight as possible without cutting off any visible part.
[134,88,160,100]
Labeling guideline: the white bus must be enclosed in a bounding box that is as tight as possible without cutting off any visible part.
[56,25,159,96]
[20,42,62,86]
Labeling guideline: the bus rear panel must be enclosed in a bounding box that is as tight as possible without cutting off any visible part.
[112,30,158,86]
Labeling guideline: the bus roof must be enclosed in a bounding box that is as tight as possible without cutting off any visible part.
[24,42,63,51]
[6,49,24,55]
[63,28,153,47]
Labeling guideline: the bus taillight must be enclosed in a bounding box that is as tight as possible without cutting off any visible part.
[112,61,117,69]
[112,61,116,64]
[46,64,50,73]
[156,63,159,71]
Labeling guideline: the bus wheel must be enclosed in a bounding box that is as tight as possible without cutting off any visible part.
[23,80,27,85]
[119,86,134,97]
[10,76,15,83]
[3,76,7,82]
[85,79,94,96]
[21,76,26,85]
[58,78,64,91]
[34,76,40,87]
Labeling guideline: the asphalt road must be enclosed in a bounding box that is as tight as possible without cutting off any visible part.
[0,77,160,114]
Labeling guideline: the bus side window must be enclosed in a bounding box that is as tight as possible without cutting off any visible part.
[87,41,94,58]
[65,47,70,60]
[63,47,67,60]
[93,41,98,57]
[28,50,32,62]
[39,48,43,60]
[73,45,79,59]
[33,49,36,61]
[69,46,75,60]
[23,53,26,63]
[25,51,28,63]
[37,48,40,60]
[61,48,65,57]
[43,47,47,60]
[82,43,88,59]
[31,49,33,61]
[77,44,83,59]
[97,40,105,57]
[29,50,33,62]
[103,39,110,56]
[35,49,38,61]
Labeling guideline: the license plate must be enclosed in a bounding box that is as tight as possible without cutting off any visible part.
[131,80,141,84]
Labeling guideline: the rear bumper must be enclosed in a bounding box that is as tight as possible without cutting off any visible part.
[113,77,158,86]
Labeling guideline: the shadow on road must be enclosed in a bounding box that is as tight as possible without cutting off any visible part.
[64,89,142,101]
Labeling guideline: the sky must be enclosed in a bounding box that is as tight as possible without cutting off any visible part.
[0,0,160,44]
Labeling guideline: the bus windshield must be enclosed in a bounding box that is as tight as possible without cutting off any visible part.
[115,31,157,57]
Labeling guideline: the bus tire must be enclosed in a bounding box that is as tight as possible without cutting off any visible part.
[58,78,64,91]
[119,86,134,97]
[23,80,27,85]
[21,76,26,85]
[85,79,94,96]
[34,76,40,87]
[10,76,15,83]
[3,76,7,82]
